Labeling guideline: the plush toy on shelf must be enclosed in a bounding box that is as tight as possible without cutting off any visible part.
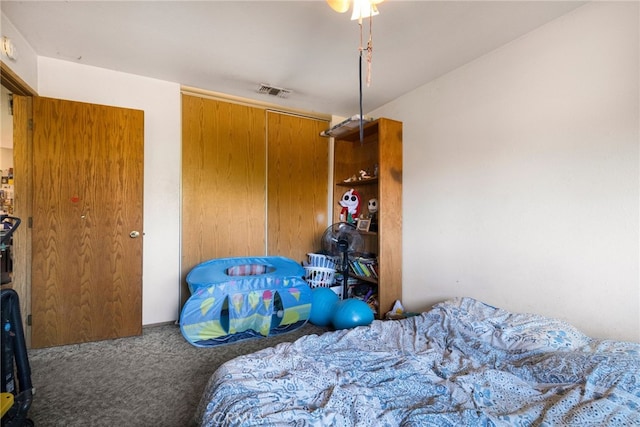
[339,188,361,224]
[367,198,378,232]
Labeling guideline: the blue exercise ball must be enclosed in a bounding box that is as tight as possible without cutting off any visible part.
[309,287,339,326]
[332,298,374,330]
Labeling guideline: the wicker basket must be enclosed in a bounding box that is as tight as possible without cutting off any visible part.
[306,253,336,269]
[303,266,336,288]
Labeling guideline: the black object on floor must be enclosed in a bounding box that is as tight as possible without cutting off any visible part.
[1,214,33,426]
[1,288,34,426]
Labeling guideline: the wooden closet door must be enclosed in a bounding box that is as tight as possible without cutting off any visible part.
[266,112,329,261]
[181,95,266,305]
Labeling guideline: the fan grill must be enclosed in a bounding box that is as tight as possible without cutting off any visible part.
[319,222,365,299]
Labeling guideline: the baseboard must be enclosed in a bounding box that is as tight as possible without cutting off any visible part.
[142,320,178,329]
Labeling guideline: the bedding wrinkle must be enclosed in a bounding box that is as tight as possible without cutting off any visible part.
[196,297,640,427]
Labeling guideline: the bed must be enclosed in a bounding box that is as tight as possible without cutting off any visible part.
[195,297,640,426]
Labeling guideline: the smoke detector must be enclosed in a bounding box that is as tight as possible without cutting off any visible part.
[257,84,292,99]
[1,36,17,61]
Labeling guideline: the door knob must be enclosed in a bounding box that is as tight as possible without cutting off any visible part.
[129,231,141,238]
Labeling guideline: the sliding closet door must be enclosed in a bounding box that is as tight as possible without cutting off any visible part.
[266,112,329,261]
[181,95,330,308]
[181,95,266,305]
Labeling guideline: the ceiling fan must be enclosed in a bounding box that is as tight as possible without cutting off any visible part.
[327,0,384,141]
[327,0,384,20]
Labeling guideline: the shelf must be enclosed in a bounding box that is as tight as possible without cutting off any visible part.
[332,118,402,319]
[328,119,380,142]
[349,274,378,284]
[320,115,375,138]
[336,177,378,187]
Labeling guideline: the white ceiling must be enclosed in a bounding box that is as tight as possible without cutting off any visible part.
[1,1,585,117]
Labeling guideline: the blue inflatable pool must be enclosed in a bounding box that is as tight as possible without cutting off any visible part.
[180,256,311,347]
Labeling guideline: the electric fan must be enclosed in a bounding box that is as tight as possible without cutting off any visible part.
[320,222,364,299]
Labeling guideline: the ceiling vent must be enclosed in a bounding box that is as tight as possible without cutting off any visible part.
[257,83,292,99]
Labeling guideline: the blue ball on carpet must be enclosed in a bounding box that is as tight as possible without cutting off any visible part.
[309,287,339,326]
[332,298,374,330]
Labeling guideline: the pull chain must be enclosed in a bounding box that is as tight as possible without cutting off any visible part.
[357,3,375,142]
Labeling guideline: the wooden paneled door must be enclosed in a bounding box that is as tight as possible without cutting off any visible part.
[181,95,267,306]
[266,112,329,261]
[31,97,144,348]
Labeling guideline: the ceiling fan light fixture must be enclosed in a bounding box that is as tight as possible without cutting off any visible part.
[327,0,350,13]
[350,0,380,20]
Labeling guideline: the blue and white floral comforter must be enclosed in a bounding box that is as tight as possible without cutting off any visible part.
[196,297,640,426]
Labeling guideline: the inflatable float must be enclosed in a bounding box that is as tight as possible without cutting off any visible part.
[180,256,311,347]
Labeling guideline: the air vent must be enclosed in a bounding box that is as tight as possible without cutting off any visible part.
[257,83,292,99]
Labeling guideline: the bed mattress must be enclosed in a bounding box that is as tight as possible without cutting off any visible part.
[196,297,640,426]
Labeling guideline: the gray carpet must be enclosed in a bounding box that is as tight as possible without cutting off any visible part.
[26,322,328,426]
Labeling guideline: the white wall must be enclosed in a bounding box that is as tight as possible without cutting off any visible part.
[0,83,12,214]
[0,86,13,180]
[0,12,38,91]
[38,57,182,326]
[371,2,639,342]
[1,86,13,150]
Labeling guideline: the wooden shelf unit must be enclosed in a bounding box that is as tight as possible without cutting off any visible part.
[331,118,402,318]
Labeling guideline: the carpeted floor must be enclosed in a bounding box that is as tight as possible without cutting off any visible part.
[26,322,328,426]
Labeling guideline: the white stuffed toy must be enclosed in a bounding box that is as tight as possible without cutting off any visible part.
[339,189,361,223]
